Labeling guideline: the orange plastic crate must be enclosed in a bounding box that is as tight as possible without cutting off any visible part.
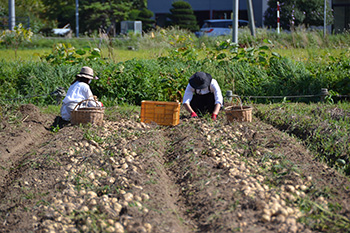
[140,101,180,126]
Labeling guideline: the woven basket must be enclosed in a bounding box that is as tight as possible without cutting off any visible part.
[224,96,253,122]
[225,105,252,122]
[70,99,105,126]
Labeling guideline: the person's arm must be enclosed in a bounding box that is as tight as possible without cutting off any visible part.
[213,104,221,115]
[210,80,223,120]
[183,103,197,117]
[182,84,197,117]
[211,80,223,111]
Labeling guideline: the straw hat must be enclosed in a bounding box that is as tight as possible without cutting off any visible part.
[76,66,98,80]
[189,72,212,89]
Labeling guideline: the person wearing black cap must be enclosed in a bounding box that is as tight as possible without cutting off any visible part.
[60,66,102,121]
[182,71,223,120]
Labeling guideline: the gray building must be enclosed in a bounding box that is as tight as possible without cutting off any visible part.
[332,0,350,32]
[148,0,350,33]
[148,0,268,28]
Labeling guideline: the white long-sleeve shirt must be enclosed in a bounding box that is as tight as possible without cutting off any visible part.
[61,81,95,121]
[182,79,223,105]
[62,81,93,104]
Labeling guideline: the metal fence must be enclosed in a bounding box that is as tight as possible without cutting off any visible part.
[0,16,30,30]
[226,88,350,103]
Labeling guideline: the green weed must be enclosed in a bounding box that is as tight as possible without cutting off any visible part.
[298,197,350,232]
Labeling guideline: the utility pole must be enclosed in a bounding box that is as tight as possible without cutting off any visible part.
[8,0,15,30]
[277,1,280,34]
[246,0,256,37]
[76,0,79,37]
[232,0,238,43]
[323,0,327,38]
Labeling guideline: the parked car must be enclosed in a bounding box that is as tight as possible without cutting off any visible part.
[196,19,249,37]
[52,24,72,36]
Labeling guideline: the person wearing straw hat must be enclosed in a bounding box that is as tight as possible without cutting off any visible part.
[60,66,102,121]
[182,71,223,120]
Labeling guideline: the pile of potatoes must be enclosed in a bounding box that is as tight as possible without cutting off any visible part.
[37,120,153,233]
[201,122,314,233]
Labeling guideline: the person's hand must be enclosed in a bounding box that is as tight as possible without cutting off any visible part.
[211,113,217,120]
[191,112,198,118]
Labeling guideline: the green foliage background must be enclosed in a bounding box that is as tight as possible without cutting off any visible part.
[0,33,349,107]
[264,0,334,30]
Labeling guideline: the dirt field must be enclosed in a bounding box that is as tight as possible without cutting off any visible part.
[1,104,350,233]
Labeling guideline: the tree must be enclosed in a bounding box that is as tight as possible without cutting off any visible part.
[264,0,333,30]
[40,0,75,28]
[0,0,147,35]
[79,0,132,36]
[137,8,155,32]
[0,0,54,33]
[131,0,147,9]
[168,0,199,32]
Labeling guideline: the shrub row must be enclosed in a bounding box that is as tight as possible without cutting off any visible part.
[2,27,350,51]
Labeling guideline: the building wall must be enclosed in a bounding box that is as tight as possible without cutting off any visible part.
[148,0,349,33]
[332,0,350,32]
[148,0,267,28]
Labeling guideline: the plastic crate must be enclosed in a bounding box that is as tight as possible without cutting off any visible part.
[141,101,180,126]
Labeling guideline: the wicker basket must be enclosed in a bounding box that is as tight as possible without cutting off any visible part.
[70,99,105,126]
[224,96,252,122]
[225,105,253,122]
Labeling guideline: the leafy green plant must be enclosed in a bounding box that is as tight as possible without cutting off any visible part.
[0,23,33,59]
[1,28,350,107]
[51,125,60,133]
[40,43,105,65]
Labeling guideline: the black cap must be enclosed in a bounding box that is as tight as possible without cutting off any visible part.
[189,72,212,89]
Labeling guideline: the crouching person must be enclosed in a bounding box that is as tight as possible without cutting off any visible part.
[60,66,103,122]
[182,72,223,120]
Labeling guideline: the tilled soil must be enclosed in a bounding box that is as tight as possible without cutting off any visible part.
[0,104,350,233]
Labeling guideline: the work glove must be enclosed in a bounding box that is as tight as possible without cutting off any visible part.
[211,113,217,120]
[191,112,198,118]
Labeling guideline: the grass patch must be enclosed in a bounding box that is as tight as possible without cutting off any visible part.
[39,105,61,115]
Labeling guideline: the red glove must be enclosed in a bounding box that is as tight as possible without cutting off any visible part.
[191,112,198,118]
[211,113,217,120]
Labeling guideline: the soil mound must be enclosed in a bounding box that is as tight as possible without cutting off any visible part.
[19,103,44,122]
[1,108,350,233]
